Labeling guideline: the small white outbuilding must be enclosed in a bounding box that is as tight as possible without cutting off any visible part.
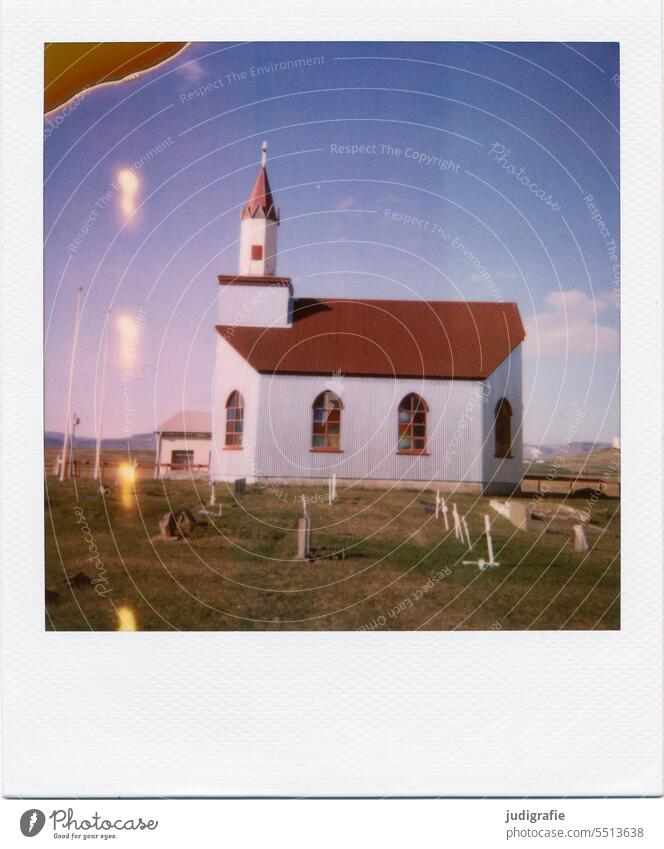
[154,410,212,479]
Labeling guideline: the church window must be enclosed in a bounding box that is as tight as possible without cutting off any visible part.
[494,398,513,459]
[397,394,428,453]
[225,391,244,448]
[251,244,263,261]
[311,391,342,451]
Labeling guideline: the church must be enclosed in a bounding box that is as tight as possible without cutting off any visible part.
[211,143,525,495]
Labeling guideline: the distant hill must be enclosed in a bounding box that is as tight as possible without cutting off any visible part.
[525,441,612,460]
[44,431,157,451]
[524,442,619,478]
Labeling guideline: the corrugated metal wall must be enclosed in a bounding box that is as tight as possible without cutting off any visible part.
[211,339,261,481]
[253,373,486,483]
[218,283,290,328]
[481,347,523,486]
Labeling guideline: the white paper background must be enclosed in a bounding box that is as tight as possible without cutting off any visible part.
[1,0,661,797]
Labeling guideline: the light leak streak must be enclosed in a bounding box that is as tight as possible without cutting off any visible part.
[116,605,137,631]
[117,461,136,509]
[117,168,139,218]
[117,313,138,372]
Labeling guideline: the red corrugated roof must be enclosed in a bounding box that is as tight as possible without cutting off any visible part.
[217,298,525,380]
[241,165,278,221]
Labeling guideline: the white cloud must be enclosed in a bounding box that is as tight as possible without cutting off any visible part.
[524,289,619,358]
[176,59,206,82]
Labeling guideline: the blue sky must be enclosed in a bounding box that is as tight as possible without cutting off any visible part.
[44,41,620,445]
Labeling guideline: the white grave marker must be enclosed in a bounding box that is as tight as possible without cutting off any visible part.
[462,515,472,549]
[452,504,462,541]
[199,480,222,518]
[328,474,338,504]
[440,496,450,531]
[297,516,312,561]
[573,523,589,552]
[463,515,500,570]
[484,514,499,566]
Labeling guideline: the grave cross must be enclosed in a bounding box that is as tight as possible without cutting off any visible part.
[440,495,450,531]
[452,503,462,541]
[484,514,498,566]
[462,515,472,549]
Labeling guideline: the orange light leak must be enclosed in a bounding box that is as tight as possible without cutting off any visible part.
[117,168,139,218]
[117,313,138,372]
[116,605,137,631]
[117,462,136,509]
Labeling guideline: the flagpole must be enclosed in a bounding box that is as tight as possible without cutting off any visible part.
[60,287,83,482]
[93,309,111,480]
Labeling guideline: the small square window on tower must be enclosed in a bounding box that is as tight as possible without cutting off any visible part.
[251,244,263,261]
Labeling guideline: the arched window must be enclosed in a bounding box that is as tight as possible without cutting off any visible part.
[494,398,513,459]
[225,391,244,448]
[311,391,342,450]
[398,393,428,453]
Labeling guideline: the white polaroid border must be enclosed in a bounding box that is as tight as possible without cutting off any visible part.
[1,0,661,797]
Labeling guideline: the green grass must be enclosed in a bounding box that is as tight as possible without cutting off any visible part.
[44,474,620,631]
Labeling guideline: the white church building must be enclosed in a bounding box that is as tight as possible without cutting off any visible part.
[212,144,525,495]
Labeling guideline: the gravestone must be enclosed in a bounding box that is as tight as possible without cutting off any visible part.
[297,516,312,561]
[490,499,532,532]
[176,509,198,537]
[68,571,92,587]
[159,512,178,539]
[234,478,246,496]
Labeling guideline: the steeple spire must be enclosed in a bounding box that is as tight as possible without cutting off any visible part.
[241,142,278,222]
[238,142,279,276]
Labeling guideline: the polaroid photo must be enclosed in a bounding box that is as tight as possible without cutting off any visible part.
[1,0,661,803]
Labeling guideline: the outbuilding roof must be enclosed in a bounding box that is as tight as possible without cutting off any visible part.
[217,298,525,380]
[156,410,212,435]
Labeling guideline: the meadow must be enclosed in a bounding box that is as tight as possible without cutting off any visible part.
[44,459,620,631]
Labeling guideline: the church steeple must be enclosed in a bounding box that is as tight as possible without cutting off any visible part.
[239,142,279,276]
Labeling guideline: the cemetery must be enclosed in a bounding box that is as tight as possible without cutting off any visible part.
[44,465,620,631]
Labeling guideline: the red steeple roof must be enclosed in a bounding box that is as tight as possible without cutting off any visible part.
[241,143,278,221]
